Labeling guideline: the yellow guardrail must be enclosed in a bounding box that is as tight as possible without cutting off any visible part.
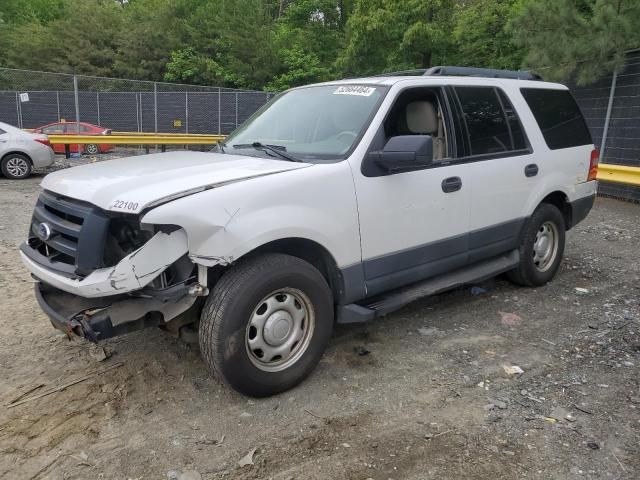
[597,163,640,186]
[47,134,225,145]
[111,131,219,137]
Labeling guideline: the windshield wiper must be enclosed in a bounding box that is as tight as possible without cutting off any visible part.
[232,142,303,163]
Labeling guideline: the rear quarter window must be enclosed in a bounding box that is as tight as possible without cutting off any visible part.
[520,88,592,150]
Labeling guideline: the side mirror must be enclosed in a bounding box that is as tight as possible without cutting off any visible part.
[369,135,433,173]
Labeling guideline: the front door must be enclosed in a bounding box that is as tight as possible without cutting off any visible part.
[351,86,471,297]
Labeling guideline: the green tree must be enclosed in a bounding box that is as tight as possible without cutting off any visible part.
[451,0,523,70]
[0,0,67,25]
[267,0,353,89]
[112,0,192,81]
[162,0,278,88]
[511,0,640,85]
[338,0,456,76]
[1,1,123,76]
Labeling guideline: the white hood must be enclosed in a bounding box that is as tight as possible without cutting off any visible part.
[41,151,310,214]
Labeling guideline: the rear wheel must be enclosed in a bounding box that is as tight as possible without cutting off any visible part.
[1,153,32,179]
[199,253,333,397]
[507,203,565,286]
[85,143,99,155]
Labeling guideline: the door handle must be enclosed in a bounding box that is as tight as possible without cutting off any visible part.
[441,176,462,193]
[525,164,539,177]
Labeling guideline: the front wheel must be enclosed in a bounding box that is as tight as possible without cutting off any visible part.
[1,153,32,179]
[507,203,566,287]
[199,253,333,397]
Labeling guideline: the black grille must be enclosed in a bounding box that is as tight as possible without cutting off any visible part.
[28,191,110,276]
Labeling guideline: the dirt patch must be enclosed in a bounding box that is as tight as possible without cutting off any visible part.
[0,173,638,479]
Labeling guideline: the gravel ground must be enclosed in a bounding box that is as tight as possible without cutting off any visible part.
[0,159,638,480]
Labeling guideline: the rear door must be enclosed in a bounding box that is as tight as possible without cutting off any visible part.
[448,85,536,262]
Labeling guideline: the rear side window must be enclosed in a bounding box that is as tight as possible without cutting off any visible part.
[497,90,527,151]
[0,128,6,135]
[453,86,528,156]
[521,88,592,150]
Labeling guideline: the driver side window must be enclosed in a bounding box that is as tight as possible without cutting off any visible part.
[384,87,450,161]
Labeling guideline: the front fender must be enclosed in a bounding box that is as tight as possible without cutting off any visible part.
[141,162,361,269]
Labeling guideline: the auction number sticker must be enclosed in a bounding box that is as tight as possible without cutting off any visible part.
[110,199,140,212]
[333,85,376,96]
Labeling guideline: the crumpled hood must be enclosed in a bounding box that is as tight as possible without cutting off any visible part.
[41,151,310,214]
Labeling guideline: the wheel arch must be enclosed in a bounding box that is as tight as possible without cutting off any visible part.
[539,190,572,230]
[243,237,345,303]
[1,150,33,164]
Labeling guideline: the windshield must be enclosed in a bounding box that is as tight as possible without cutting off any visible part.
[223,84,387,162]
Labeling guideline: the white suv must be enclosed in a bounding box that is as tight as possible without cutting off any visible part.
[20,67,598,396]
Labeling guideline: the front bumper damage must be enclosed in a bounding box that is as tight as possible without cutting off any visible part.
[22,228,202,341]
[20,229,189,298]
[34,281,197,341]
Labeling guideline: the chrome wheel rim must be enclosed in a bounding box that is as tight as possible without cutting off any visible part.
[532,221,559,272]
[245,288,314,372]
[6,157,29,177]
[86,144,98,154]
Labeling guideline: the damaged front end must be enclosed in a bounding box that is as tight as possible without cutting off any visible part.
[21,191,208,342]
[34,277,199,342]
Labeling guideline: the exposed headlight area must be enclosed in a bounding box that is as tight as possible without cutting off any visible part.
[104,216,153,266]
[26,190,154,278]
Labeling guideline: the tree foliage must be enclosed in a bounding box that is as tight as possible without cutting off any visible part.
[0,0,638,90]
[452,0,523,70]
[511,0,640,85]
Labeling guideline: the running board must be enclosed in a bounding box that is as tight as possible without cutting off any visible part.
[336,250,519,324]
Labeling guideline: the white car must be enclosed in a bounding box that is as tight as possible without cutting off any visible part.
[0,121,55,179]
[20,67,598,396]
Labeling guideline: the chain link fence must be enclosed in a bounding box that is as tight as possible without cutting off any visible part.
[571,49,640,201]
[0,67,275,135]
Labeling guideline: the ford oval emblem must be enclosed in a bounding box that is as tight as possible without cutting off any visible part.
[38,222,52,241]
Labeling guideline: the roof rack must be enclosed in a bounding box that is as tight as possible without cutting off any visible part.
[424,66,541,80]
[373,69,428,77]
[375,66,541,80]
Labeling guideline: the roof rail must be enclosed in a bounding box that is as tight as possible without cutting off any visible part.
[373,69,428,77]
[424,66,541,80]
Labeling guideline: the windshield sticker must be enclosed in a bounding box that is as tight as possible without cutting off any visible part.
[333,85,376,97]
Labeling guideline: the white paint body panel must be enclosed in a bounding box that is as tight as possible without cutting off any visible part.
[142,161,361,270]
[465,83,595,231]
[0,121,55,168]
[40,151,310,214]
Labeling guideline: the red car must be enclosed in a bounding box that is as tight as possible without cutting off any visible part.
[32,122,113,155]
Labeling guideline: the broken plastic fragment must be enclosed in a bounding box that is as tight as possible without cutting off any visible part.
[503,365,524,375]
[238,447,257,467]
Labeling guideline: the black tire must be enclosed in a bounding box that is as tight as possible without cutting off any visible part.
[1,153,32,179]
[507,203,566,287]
[85,144,99,155]
[199,253,333,397]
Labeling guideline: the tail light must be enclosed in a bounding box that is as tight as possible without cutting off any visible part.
[588,149,599,181]
[34,138,51,148]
